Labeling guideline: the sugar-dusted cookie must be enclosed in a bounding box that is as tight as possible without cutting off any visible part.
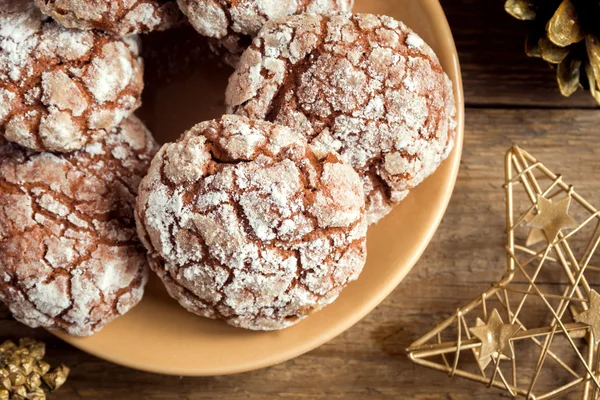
[226,13,457,224]
[0,0,144,152]
[136,115,367,330]
[34,0,181,36]
[177,0,354,66]
[0,116,157,336]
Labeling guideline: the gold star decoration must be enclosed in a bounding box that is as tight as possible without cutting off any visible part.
[407,146,600,399]
[470,309,520,362]
[471,318,493,370]
[526,194,578,243]
[470,318,491,370]
[574,290,600,344]
[522,211,547,247]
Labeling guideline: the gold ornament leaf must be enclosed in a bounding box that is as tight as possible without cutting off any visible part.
[539,36,570,64]
[42,364,69,392]
[525,32,542,58]
[505,0,537,20]
[586,36,600,85]
[12,386,26,398]
[547,0,584,47]
[0,377,10,391]
[28,388,45,400]
[34,361,49,376]
[9,372,25,387]
[585,61,600,104]
[557,56,582,96]
[24,373,41,392]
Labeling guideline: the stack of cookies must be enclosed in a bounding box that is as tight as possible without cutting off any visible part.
[0,0,457,335]
[0,0,165,336]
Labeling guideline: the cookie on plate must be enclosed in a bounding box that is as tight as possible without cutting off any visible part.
[0,0,144,152]
[135,115,367,330]
[0,116,157,336]
[177,0,354,66]
[226,13,457,224]
[33,0,182,36]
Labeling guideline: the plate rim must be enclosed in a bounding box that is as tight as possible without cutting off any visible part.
[55,0,465,376]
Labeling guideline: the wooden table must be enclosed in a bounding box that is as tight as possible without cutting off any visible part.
[6,1,600,398]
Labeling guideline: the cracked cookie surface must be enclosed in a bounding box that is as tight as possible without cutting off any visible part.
[177,0,353,66]
[34,0,182,36]
[226,13,457,224]
[0,116,158,336]
[135,115,367,330]
[0,0,144,152]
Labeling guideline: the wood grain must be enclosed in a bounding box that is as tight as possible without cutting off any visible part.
[4,2,600,399]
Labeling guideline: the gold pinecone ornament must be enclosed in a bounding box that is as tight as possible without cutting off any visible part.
[0,339,69,399]
[505,0,600,104]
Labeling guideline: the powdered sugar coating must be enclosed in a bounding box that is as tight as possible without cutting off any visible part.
[0,0,144,152]
[226,13,457,224]
[135,115,367,330]
[177,0,354,66]
[34,0,181,36]
[0,116,158,336]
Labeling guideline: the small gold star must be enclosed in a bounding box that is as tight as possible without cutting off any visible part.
[471,318,510,369]
[574,290,600,344]
[523,211,547,246]
[526,228,547,246]
[526,195,578,243]
[469,309,520,361]
[471,318,490,369]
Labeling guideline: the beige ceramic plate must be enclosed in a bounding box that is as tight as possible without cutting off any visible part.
[55,0,464,376]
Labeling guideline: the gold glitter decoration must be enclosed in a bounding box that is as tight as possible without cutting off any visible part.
[526,195,578,243]
[0,338,69,399]
[470,309,520,361]
[575,290,600,344]
[408,146,600,399]
[470,318,509,370]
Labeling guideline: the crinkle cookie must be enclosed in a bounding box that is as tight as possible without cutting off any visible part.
[0,116,158,337]
[226,13,457,224]
[0,0,144,153]
[34,0,182,36]
[135,115,367,331]
[177,0,354,66]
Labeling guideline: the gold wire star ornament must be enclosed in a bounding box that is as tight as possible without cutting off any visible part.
[407,146,600,399]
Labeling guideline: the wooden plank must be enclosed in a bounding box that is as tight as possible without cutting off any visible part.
[440,0,599,108]
[1,108,599,399]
